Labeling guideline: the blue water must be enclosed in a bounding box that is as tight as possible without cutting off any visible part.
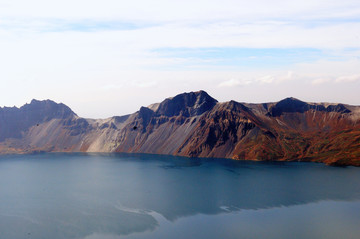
[0,153,359,239]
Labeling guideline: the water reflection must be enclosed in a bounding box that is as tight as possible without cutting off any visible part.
[111,153,360,221]
[0,153,359,239]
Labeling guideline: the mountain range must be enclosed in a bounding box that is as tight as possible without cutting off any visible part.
[1,91,359,166]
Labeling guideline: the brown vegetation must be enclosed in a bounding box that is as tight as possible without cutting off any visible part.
[0,91,359,166]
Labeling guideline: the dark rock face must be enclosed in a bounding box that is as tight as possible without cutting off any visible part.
[155,90,218,117]
[0,99,75,141]
[325,104,351,113]
[22,99,75,120]
[138,107,155,127]
[177,102,257,158]
[268,98,352,117]
[268,98,310,116]
[0,92,359,166]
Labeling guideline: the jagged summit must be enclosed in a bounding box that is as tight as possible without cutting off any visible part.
[267,97,352,117]
[268,97,309,116]
[22,99,76,119]
[155,90,218,117]
[0,93,359,166]
[0,99,76,141]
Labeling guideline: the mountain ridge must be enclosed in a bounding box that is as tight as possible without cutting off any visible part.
[0,91,359,166]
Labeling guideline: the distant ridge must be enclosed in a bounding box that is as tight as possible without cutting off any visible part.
[0,91,359,166]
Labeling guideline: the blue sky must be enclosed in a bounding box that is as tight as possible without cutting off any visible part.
[0,0,360,117]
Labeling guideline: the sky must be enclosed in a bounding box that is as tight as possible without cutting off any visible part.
[1,0,360,118]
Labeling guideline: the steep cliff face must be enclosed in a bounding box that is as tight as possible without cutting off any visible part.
[112,90,217,154]
[155,90,218,117]
[0,100,91,153]
[235,101,360,166]
[0,99,74,141]
[0,91,359,166]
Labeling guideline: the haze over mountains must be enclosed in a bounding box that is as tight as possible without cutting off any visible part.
[0,91,359,166]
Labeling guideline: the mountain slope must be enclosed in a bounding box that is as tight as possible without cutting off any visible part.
[0,91,359,166]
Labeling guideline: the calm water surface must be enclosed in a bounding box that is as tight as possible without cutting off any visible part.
[0,153,359,239]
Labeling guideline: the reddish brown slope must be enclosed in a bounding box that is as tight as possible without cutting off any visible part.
[108,94,360,166]
[0,92,359,166]
[113,91,218,155]
[171,97,360,166]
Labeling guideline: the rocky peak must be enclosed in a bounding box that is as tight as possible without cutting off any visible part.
[155,90,218,117]
[0,99,76,141]
[138,106,155,126]
[21,99,76,120]
[325,104,351,113]
[268,97,309,117]
[267,97,352,117]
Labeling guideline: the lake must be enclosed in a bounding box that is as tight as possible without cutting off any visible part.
[0,153,359,239]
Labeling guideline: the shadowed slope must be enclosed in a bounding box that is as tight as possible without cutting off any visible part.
[0,91,359,166]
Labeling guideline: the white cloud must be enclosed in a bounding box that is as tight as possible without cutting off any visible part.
[1,0,360,117]
[310,74,360,85]
[258,75,275,84]
[278,71,296,82]
[335,74,360,83]
[218,78,252,87]
[218,71,297,88]
[311,78,332,85]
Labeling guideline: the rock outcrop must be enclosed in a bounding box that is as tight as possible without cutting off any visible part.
[0,91,359,166]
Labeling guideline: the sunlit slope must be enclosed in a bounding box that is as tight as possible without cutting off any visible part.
[0,91,359,166]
